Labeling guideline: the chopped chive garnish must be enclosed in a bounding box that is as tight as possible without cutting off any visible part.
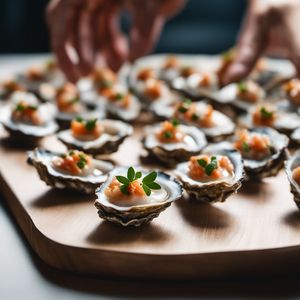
[164,131,173,139]
[242,141,250,152]
[238,81,247,93]
[85,118,98,131]
[171,118,180,127]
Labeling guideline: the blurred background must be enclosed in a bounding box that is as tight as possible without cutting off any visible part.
[0,0,246,54]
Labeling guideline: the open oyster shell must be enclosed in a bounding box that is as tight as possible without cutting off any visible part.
[95,167,183,226]
[285,150,300,208]
[232,127,289,179]
[0,92,58,142]
[239,105,300,136]
[218,82,265,112]
[151,100,235,141]
[142,123,207,166]
[57,119,133,155]
[175,143,244,203]
[28,148,114,194]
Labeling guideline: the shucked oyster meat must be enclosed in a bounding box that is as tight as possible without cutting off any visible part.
[28,148,114,194]
[142,119,207,166]
[175,143,244,203]
[95,166,183,226]
[57,117,133,155]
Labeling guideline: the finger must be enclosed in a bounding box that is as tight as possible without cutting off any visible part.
[47,0,81,82]
[102,2,128,70]
[223,9,269,84]
[70,5,95,76]
[93,2,127,71]
[129,13,165,61]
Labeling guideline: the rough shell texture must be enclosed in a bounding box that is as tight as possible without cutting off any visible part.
[237,127,289,180]
[57,119,133,155]
[175,143,244,203]
[28,148,114,194]
[142,123,207,166]
[285,150,300,209]
[95,167,183,226]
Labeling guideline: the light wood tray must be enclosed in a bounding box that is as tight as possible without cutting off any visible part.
[1,120,300,280]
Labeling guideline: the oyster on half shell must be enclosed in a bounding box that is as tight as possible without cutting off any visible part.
[151,99,235,141]
[0,91,58,142]
[95,166,183,226]
[28,148,114,194]
[175,143,244,203]
[232,127,289,179]
[57,119,133,155]
[142,120,207,166]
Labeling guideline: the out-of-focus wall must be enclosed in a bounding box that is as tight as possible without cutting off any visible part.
[0,0,246,54]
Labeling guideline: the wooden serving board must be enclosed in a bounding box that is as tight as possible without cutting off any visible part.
[1,122,300,280]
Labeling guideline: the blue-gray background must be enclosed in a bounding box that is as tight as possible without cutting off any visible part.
[0,0,246,54]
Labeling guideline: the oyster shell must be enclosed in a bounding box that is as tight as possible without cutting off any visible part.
[95,166,183,226]
[16,60,65,94]
[239,102,300,135]
[172,72,219,100]
[232,127,289,179]
[142,122,207,166]
[285,150,300,208]
[28,148,114,194]
[151,100,235,141]
[0,92,58,142]
[57,119,133,155]
[175,143,244,203]
[218,80,265,112]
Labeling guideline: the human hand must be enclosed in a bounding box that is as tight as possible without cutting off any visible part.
[223,0,300,84]
[47,0,185,82]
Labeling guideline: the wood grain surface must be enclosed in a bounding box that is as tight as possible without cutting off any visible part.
[1,121,300,279]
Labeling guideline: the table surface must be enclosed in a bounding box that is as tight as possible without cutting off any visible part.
[1,55,300,300]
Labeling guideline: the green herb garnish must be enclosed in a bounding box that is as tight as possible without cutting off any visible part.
[197,156,218,176]
[70,96,79,104]
[238,81,247,93]
[116,167,161,196]
[76,154,87,169]
[16,103,25,111]
[75,116,83,122]
[28,105,38,110]
[85,118,98,131]
[69,150,75,155]
[260,107,273,119]
[192,113,199,121]
[242,141,250,152]
[115,93,124,101]
[164,131,173,139]
[171,118,180,127]
[100,80,113,89]
[178,98,192,113]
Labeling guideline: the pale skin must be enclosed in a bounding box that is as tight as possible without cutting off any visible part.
[47,0,300,84]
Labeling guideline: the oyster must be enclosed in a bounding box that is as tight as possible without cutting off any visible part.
[232,127,288,179]
[57,118,133,155]
[218,80,265,112]
[28,148,114,194]
[0,78,26,100]
[175,143,244,203]
[95,166,183,226]
[0,91,58,142]
[151,98,235,141]
[285,150,300,208]
[239,102,300,135]
[142,120,207,166]
[17,59,65,94]
[172,71,219,100]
